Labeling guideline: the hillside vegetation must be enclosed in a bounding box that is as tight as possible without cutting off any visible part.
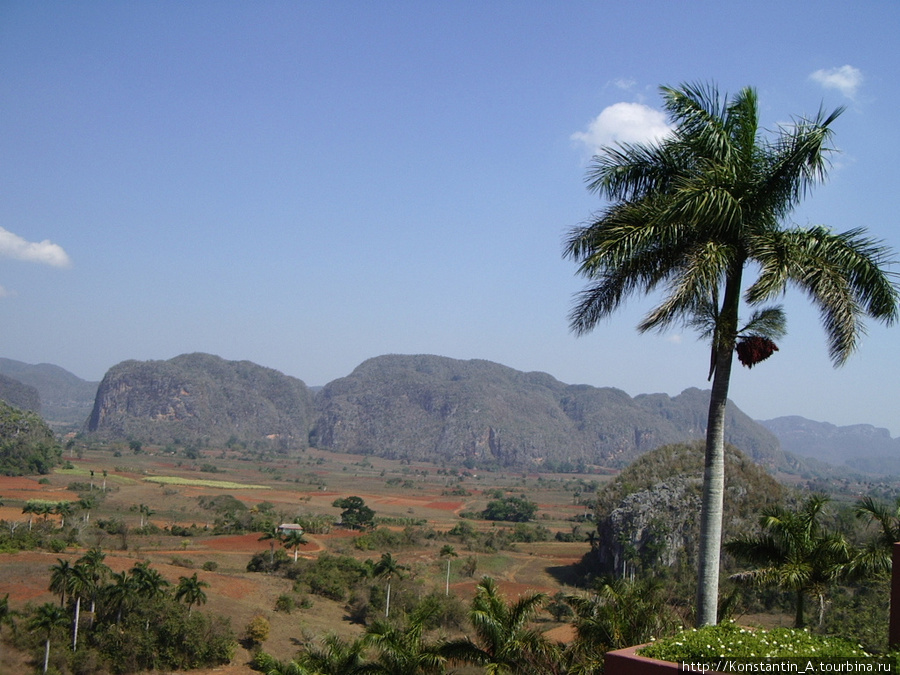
[0,400,62,475]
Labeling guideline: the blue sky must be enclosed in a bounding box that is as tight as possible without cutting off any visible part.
[2,2,899,435]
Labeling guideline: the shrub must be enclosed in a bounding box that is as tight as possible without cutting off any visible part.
[641,622,871,661]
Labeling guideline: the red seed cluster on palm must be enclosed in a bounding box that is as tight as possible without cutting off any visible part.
[736,336,779,368]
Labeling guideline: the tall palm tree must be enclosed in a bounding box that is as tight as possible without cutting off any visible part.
[373,552,408,618]
[77,547,110,627]
[174,572,209,615]
[565,82,899,625]
[725,494,850,628]
[131,560,170,630]
[29,602,67,675]
[283,529,308,562]
[66,563,92,651]
[442,576,559,675]
[103,570,138,624]
[439,545,457,596]
[49,558,73,607]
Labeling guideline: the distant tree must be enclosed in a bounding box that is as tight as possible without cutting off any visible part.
[53,501,73,528]
[333,496,376,530]
[258,522,285,566]
[49,558,73,607]
[245,614,270,647]
[283,529,308,562]
[439,545,458,596]
[373,552,408,618]
[174,572,209,615]
[482,496,537,522]
[29,602,67,675]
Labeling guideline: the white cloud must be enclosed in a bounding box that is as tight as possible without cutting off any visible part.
[572,102,673,155]
[0,227,72,267]
[810,65,863,99]
[0,285,12,298]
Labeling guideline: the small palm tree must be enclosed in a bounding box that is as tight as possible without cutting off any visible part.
[29,602,67,674]
[373,552,408,618]
[174,572,209,615]
[564,578,674,674]
[566,82,899,625]
[103,570,138,624]
[439,545,457,596]
[77,547,110,627]
[442,576,559,674]
[283,529,308,562]
[297,633,365,675]
[725,495,850,628]
[139,503,154,528]
[358,605,447,675]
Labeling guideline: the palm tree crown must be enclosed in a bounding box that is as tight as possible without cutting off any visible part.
[566,82,899,625]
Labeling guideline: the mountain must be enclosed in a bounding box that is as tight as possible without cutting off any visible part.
[85,353,315,448]
[0,358,98,429]
[760,416,900,476]
[310,354,785,469]
[0,373,41,413]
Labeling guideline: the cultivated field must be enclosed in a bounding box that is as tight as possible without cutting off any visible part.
[0,445,610,673]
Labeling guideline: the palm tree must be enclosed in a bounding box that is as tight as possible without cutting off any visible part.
[78,495,96,524]
[283,529,308,562]
[138,503,154,528]
[53,501,73,528]
[174,572,209,615]
[358,606,447,675]
[373,552,408,618]
[565,82,899,626]
[441,576,559,675]
[439,545,457,596]
[563,578,674,674]
[77,547,110,626]
[131,560,170,630]
[259,523,284,566]
[29,602,67,674]
[49,558,73,607]
[297,633,366,675]
[725,494,850,628]
[103,570,137,624]
[66,563,92,651]
[850,495,900,576]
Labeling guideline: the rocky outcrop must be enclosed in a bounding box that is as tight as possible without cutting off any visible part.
[590,441,785,576]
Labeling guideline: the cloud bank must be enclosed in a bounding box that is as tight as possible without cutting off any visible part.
[572,102,673,155]
[810,65,863,99]
[0,227,72,268]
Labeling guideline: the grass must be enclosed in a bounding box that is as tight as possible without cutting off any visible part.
[143,476,271,489]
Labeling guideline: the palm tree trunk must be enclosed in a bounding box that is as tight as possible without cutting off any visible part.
[385,580,391,618]
[795,591,805,628]
[445,559,451,596]
[43,638,51,674]
[72,597,81,651]
[696,270,741,627]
